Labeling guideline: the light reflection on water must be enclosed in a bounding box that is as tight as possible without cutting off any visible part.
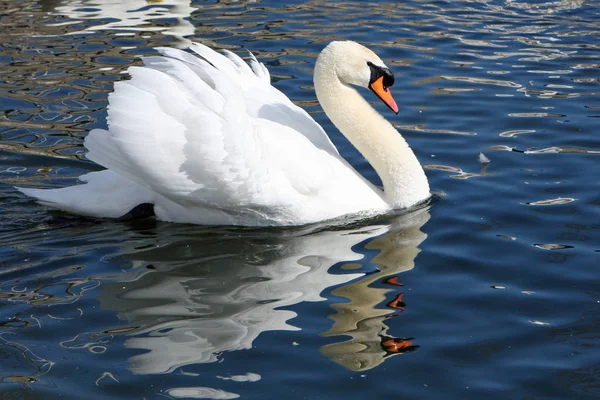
[1,0,600,399]
[47,0,197,48]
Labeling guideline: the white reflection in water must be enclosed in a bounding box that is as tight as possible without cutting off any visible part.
[98,208,430,374]
[167,386,239,399]
[506,0,586,14]
[47,0,196,47]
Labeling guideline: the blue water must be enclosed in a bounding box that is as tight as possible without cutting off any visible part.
[1,0,600,398]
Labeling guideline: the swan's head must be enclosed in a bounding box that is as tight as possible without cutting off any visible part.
[321,41,399,114]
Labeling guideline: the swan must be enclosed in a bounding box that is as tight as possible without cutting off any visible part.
[17,41,430,226]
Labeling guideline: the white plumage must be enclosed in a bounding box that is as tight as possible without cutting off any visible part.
[18,41,430,226]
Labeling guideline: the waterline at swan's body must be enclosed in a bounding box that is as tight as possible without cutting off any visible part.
[17,41,430,226]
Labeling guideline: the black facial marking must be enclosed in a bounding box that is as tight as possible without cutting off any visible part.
[367,61,395,89]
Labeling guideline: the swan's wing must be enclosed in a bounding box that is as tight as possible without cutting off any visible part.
[155,43,339,156]
[84,43,344,212]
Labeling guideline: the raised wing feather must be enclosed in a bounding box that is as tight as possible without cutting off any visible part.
[85,44,341,213]
[154,44,338,156]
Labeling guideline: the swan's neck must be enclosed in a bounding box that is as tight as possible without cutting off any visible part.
[314,56,430,208]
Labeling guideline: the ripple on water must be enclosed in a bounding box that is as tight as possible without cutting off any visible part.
[0,0,600,399]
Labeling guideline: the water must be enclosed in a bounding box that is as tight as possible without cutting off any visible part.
[1,0,599,398]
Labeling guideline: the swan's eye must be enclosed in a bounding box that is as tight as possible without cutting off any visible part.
[382,70,395,89]
[367,61,395,90]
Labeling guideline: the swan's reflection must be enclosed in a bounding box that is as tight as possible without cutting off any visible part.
[44,0,196,47]
[98,208,429,375]
[321,209,428,371]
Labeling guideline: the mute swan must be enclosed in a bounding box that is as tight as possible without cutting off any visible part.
[17,41,430,226]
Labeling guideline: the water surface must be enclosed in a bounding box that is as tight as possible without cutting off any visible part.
[1,0,600,398]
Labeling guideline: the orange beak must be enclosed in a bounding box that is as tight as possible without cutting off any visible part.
[369,76,399,114]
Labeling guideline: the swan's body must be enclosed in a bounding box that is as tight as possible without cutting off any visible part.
[17,41,430,226]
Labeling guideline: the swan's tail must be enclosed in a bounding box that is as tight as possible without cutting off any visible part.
[16,170,155,219]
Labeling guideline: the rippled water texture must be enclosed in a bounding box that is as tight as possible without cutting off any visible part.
[1,0,600,398]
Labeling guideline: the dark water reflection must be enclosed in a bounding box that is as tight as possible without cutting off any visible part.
[1,0,600,399]
[0,207,430,398]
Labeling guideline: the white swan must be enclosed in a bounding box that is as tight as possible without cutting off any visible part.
[17,41,430,226]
